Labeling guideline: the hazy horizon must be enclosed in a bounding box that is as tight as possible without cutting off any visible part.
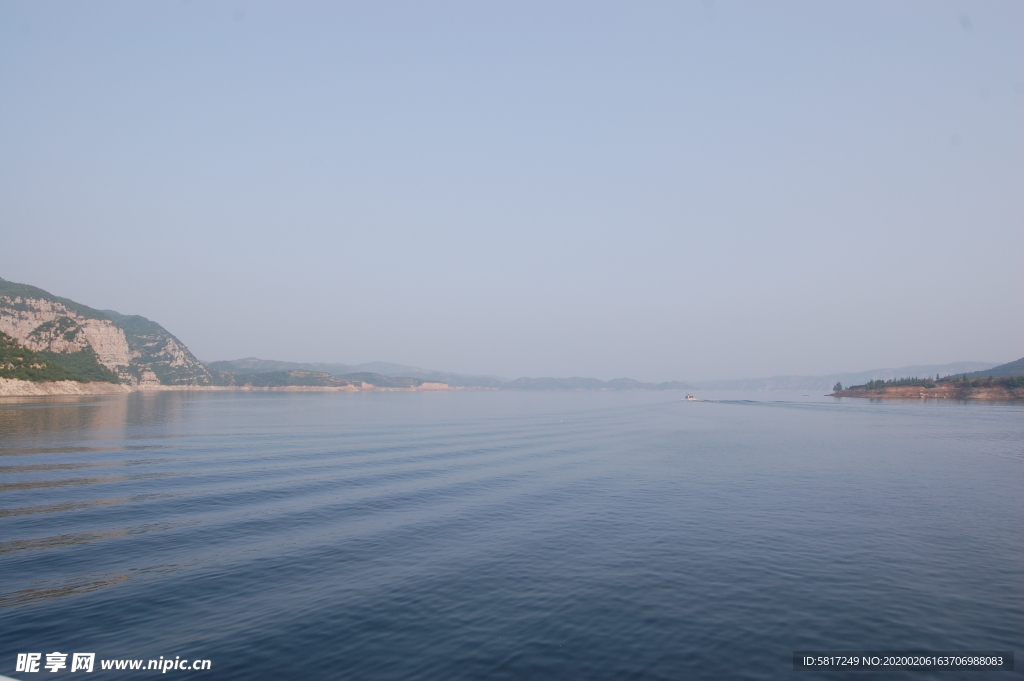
[2,2,1022,382]
[201,353,1004,385]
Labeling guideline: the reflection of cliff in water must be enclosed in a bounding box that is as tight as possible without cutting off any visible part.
[0,391,190,445]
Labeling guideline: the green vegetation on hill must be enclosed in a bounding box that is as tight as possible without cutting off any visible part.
[962,357,1024,379]
[863,377,937,390]
[208,368,435,388]
[0,332,86,382]
[209,358,696,390]
[103,310,172,337]
[29,316,81,342]
[210,369,353,388]
[102,309,214,385]
[209,357,508,388]
[0,278,111,320]
[339,373,427,388]
[42,348,120,383]
[944,374,1024,389]
[207,359,309,374]
[845,372,1024,392]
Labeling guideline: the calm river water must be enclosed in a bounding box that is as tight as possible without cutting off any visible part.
[1,391,1021,680]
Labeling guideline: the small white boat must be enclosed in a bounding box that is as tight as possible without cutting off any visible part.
[685,393,696,401]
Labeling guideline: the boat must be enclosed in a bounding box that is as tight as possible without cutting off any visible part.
[685,393,696,401]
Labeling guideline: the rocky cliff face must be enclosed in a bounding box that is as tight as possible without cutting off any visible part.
[0,279,213,386]
[102,310,213,385]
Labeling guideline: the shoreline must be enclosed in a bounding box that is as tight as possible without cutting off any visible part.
[830,384,1023,401]
[0,378,454,397]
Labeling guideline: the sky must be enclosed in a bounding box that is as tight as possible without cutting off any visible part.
[1,1,1021,382]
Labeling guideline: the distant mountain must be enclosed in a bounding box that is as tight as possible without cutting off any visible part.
[503,377,610,390]
[502,376,692,391]
[206,357,308,374]
[962,357,1024,379]
[5,277,1012,393]
[206,369,437,389]
[0,278,213,385]
[211,358,695,391]
[209,357,506,388]
[691,361,1000,392]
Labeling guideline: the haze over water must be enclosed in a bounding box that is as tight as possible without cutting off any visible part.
[2,391,1021,680]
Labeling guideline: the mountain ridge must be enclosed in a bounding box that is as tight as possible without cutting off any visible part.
[207,357,507,388]
[1,276,1015,394]
[0,277,213,386]
[209,358,692,390]
[961,357,1024,379]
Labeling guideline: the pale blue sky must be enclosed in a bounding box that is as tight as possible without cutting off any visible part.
[1,1,1021,381]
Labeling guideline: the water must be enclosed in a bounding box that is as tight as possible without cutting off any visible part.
[1,391,1021,680]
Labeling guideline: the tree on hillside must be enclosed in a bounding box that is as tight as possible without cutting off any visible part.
[833,382,843,391]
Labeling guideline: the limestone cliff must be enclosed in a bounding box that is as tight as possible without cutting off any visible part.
[0,278,213,386]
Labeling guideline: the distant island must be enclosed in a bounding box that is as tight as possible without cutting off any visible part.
[829,358,1024,401]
